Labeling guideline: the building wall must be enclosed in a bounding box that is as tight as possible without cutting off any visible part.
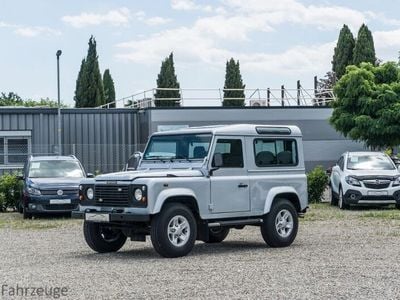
[0,107,364,174]
[145,107,365,171]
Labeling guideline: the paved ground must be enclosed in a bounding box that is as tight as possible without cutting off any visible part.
[1,204,400,299]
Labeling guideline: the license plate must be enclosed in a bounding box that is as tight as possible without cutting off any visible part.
[85,213,110,222]
[49,199,71,204]
[367,191,388,196]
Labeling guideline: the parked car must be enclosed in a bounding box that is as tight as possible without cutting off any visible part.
[19,155,93,219]
[73,124,308,258]
[330,151,400,209]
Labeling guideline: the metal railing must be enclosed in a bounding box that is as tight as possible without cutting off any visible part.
[97,87,335,109]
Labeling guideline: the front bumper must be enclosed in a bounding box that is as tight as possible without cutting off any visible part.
[72,210,150,222]
[24,195,79,213]
[344,189,400,205]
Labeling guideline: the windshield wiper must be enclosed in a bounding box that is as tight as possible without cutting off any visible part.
[144,156,174,161]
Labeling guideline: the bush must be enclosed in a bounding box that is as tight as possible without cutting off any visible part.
[307,166,329,203]
[0,193,6,212]
[0,173,22,210]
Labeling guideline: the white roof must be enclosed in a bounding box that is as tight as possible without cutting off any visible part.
[153,124,302,137]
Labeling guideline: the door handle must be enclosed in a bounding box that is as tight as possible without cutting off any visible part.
[238,183,248,188]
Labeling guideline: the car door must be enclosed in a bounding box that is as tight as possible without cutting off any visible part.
[209,136,250,213]
[331,156,344,194]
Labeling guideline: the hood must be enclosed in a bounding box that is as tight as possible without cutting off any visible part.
[95,169,204,181]
[346,169,399,178]
[28,177,83,189]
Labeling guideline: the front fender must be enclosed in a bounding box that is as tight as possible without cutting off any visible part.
[153,188,197,214]
[263,186,300,214]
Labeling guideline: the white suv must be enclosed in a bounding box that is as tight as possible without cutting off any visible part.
[330,151,400,209]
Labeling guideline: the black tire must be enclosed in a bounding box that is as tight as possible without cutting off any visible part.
[338,187,349,210]
[83,222,127,253]
[261,199,298,247]
[151,203,197,258]
[23,207,32,219]
[330,185,338,206]
[205,227,230,243]
[18,201,23,214]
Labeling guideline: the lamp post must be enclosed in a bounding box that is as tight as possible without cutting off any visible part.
[56,50,62,155]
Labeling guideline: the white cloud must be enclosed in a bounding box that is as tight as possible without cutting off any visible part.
[171,0,213,12]
[62,7,131,28]
[223,0,367,31]
[0,21,60,37]
[144,17,172,26]
[14,26,61,37]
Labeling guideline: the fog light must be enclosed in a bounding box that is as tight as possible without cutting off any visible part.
[350,194,356,200]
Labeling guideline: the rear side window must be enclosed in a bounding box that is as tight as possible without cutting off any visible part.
[254,139,298,167]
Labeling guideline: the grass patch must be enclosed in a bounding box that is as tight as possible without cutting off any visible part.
[359,210,400,220]
[302,202,346,222]
[0,212,80,230]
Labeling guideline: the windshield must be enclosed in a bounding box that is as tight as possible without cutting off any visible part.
[143,134,212,160]
[346,154,395,171]
[28,160,85,178]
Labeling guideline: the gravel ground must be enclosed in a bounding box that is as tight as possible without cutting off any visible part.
[1,205,400,300]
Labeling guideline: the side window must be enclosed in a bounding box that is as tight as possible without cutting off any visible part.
[212,139,244,168]
[254,139,297,167]
[338,157,344,171]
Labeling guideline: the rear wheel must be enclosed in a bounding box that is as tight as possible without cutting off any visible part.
[151,203,197,258]
[261,199,298,247]
[83,222,127,253]
[205,227,230,243]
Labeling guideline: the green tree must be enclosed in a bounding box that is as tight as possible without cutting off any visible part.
[330,62,400,149]
[74,59,87,107]
[332,24,355,79]
[353,24,376,66]
[74,36,105,107]
[0,92,23,106]
[103,69,116,108]
[154,53,181,107]
[223,58,246,106]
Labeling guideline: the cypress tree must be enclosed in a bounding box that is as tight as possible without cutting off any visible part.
[332,25,355,79]
[353,24,376,66]
[154,53,181,107]
[103,69,116,108]
[74,59,86,107]
[74,36,105,107]
[223,58,245,106]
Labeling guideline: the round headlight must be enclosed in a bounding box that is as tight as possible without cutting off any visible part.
[134,188,143,201]
[86,188,94,200]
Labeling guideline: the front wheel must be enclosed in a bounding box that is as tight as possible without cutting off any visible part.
[205,228,230,243]
[261,199,298,247]
[23,207,32,219]
[338,188,349,210]
[83,222,127,253]
[151,204,197,258]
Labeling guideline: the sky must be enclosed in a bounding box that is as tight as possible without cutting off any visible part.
[1,0,400,107]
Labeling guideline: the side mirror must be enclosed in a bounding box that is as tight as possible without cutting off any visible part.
[213,153,223,168]
[86,173,94,178]
[209,153,223,176]
[326,166,333,175]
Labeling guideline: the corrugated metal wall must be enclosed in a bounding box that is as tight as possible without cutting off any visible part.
[0,108,137,173]
[0,106,364,174]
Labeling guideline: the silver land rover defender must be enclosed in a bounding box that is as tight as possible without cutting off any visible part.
[73,124,308,257]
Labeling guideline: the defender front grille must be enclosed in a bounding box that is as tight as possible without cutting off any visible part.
[95,185,130,207]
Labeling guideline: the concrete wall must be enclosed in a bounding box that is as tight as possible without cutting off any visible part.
[144,107,365,171]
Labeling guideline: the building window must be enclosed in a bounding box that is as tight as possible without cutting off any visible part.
[0,131,31,166]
